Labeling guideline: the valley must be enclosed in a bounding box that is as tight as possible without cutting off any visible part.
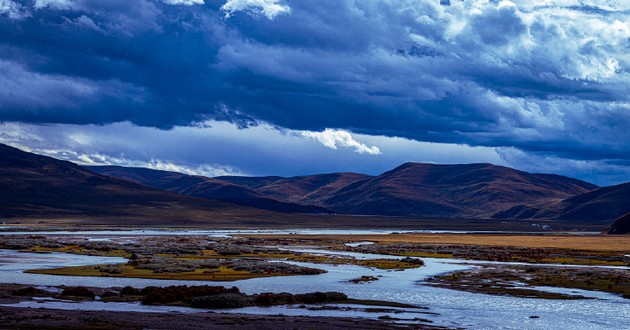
[1,144,629,329]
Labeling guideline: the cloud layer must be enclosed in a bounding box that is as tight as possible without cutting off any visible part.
[0,0,629,184]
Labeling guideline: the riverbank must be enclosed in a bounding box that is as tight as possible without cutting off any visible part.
[0,306,437,330]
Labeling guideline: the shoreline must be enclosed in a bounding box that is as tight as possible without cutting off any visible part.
[0,306,437,330]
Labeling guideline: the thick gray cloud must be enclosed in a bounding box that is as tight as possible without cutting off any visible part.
[0,0,629,183]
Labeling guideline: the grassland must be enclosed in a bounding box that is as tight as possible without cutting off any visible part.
[245,233,630,252]
[26,264,287,281]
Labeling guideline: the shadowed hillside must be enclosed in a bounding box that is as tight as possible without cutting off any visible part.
[0,144,267,221]
[88,166,333,214]
[608,213,630,234]
[555,183,630,221]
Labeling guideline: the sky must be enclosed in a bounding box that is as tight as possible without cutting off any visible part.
[0,0,629,185]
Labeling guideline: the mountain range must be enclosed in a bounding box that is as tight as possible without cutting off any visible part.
[87,158,630,228]
[2,143,630,232]
[83,165,333,214]
[89,162,625,222]
[0,144,272,224]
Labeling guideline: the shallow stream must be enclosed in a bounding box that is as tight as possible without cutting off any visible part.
[1,247,629,329]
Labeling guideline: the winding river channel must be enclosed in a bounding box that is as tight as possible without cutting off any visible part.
[0,230,629,329]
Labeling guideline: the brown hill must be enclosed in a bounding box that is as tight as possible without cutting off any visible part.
[88,166,333,214]
[0,144,264,221]
[214,176,285,190]
[554,183,630,221]
[90,162,600,219]
[318,163,597,218]
[504,182,630,223]
[229,173,373,205]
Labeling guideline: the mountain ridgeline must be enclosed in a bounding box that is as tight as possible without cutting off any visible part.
[89,161,629,226]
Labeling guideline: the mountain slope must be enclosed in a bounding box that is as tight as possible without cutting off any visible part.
[214,176,285,190]
[88,166,333,214]
[239,173,373,205]
[81,166,187,188]
[555,183,630,221]
[0,144,259,220]
[89,162,601,219]
[607,213,630,234]
[318,163,597,218]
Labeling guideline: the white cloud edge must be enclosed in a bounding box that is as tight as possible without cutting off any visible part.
[0,0,30,19]
[2,140,243,177]
[76,152,244,177]
[298,128,382,155]
[221,0,291,20]
[162,0,205,6]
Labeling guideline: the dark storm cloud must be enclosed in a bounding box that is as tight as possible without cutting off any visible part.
[0,0,629,164]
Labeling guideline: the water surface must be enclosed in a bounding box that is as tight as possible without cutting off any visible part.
[1,249,628,329]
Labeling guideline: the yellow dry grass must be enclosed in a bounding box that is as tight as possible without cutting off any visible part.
[247,234,630,252]
[26,264,285,281]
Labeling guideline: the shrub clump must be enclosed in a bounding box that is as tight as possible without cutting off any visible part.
[11,286,46,296]
[252,291,347,305]
[101,291,118,298]
[399,257,424,265]
[98,265,124,274]
[124,285,349,310]
[120,286,142,296]
[253,292,295,306]
[191,293,253,309]
[61,286,95,299]
[139,285,239,305]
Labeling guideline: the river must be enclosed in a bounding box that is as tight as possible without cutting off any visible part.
[1,247,628,329]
